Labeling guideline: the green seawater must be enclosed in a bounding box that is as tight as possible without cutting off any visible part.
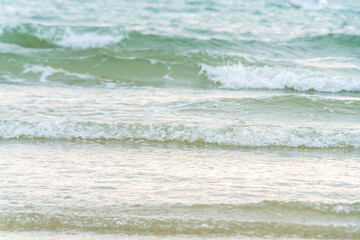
[0,0,360,239]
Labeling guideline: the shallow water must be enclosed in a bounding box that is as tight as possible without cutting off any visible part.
[1,0,360,239]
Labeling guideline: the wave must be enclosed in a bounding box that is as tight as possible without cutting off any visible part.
[0,24,125,49]
[1,24,359,51]
[15,62,206,88]
[175,94,360,117]
[1,201,359,237]
[2,216,359,238]
[200,64,360,92]
[0,120,359,149]
[0,24,359,92]
[0,24,243,52]
[3,58,359,92]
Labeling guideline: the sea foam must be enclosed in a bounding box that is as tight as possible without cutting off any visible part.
[0,120,359,149]
[200,64,360,92]
[54,28,124,49]
[0,24,125,49]
[22,65,94,82]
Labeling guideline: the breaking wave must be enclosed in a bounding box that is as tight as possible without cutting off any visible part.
[1,201,359,238]
[200,64,360,92]
[0,24,359,52]
[0,120,359,149]
[0,24,125,49]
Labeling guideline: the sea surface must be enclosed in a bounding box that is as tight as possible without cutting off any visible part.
[0,0,360,239]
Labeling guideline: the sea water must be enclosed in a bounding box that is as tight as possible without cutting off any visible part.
[0,0,359,239]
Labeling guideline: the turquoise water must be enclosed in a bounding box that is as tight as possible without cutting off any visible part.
[0,0,360,239]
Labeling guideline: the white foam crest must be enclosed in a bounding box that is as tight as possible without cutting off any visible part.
[303,202,360,214]
[288,0,328,9]
[200,64,360,92]
[0,75,26,83]
[54,28,124,49]
[0,41,22,52]
[22,65,94,82]
[0,121,359,148]
[0,24,125,49]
